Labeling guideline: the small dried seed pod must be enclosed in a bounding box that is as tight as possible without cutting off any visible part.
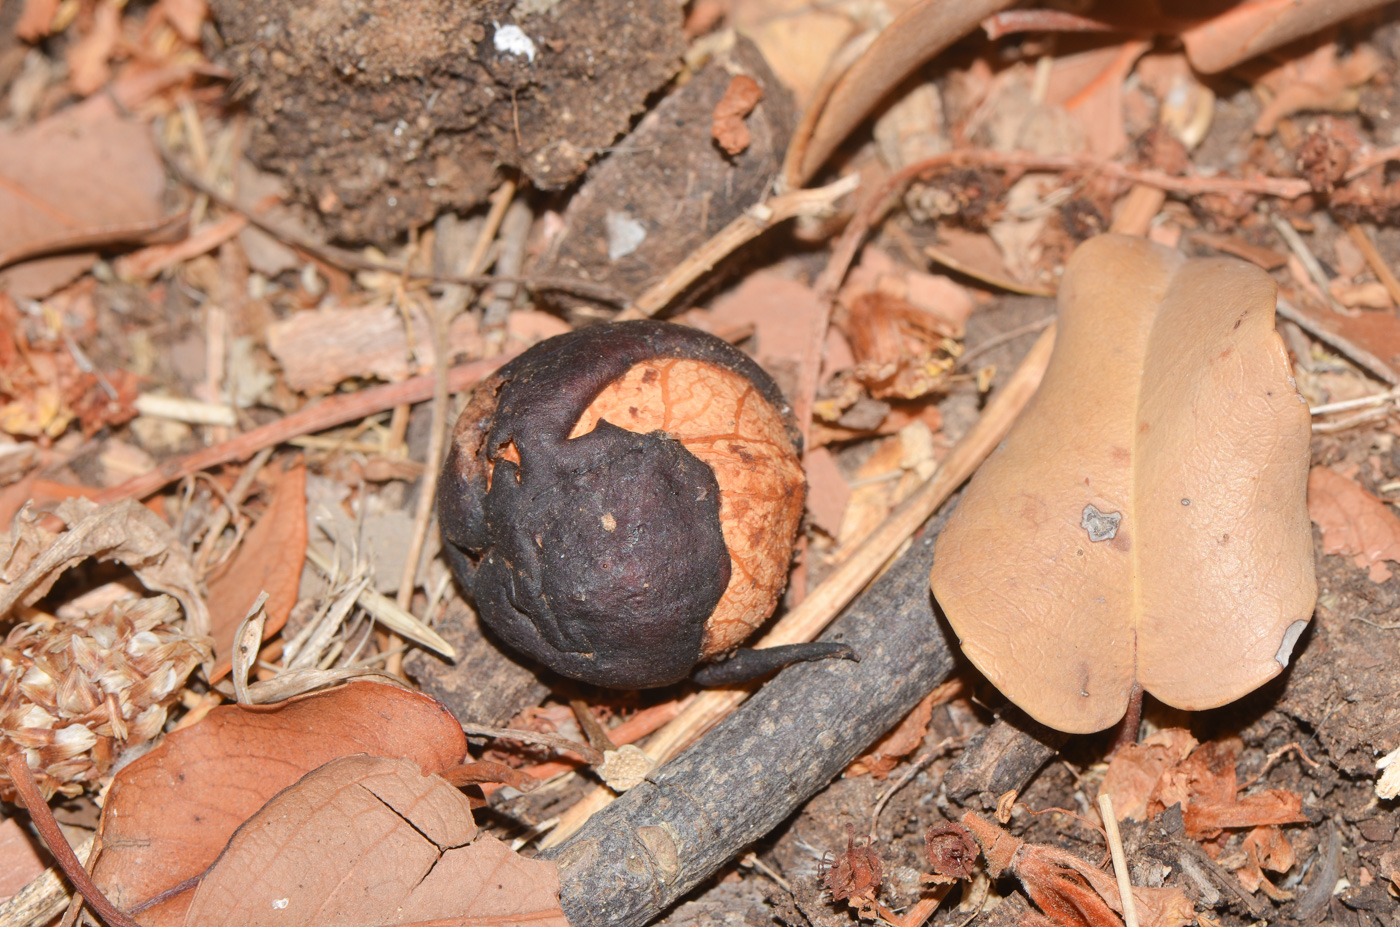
[439,321,814,688]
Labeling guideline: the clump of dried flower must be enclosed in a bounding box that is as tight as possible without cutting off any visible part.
[821,826,884,918]
[1,595,210,800]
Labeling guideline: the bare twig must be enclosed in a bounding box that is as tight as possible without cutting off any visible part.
[1345,224,1400,308]
[956,317,1056,370]
[819,149,1310,303]
[1269,213,1347,315]
[93,353,513,504]
[622,175,861,319]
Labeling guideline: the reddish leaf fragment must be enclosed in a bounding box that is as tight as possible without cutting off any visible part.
[847,688,939,778]
[1307,466,1400,583]
[1238,826,1296,896]
[962,812,1195,927]
[181,755,566,927]
[206,464,307,680]
[93,681,468,918]
[0,816,49,902]
[1101,728,1198,821]
[711,75,763,156]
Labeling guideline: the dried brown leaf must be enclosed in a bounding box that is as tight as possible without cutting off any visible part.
[1101,728,1198,821]
[181,755,565,927]
[1307,466,1400,582]
[93,681,469,920]
[847,688,938,779]
[932,235,1314,733]
[1182,0,1392,74]
[0,95,165,298]
[1251,43,1382,136]
[206,464,307,680]
[803,446,850,538]
[1044,41,1151,159]
[0,497,208,636]
[839,291,957,400]
[67,0,123,96]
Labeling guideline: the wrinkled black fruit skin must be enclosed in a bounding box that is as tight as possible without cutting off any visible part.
[438,320,801,688]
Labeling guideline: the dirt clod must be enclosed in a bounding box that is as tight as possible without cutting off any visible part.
[210,0,684,243]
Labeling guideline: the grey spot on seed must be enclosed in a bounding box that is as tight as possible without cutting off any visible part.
[1081,504,1122,542]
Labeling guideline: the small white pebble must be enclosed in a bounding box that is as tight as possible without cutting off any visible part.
[272,899,289,911]
[494,23,537,63]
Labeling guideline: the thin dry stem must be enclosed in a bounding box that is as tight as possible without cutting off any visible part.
[94,353,514,504]
[621,174,861,319]
[396,179,517,612]
[157,146,625,304]
[1096,793,1140,927]
[1345,224,1400,308]
[1269,213,1347,315]
[3,755,142,927]
[304,547,454,658]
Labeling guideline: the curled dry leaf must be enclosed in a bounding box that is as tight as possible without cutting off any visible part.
[1251,42,1382,136]
[1181,0,1393,74]
[1306,466,1400,583]
[712,74,763,156]
[931,234,1315,733]
[838,292,959,401]
[785,0,1016,185]
[206,464,307,680]
[1237,825,1295,897]
[0,497,208,637]
[93,681,468,922]
[961,812,1195,927]
[182,755,566,927]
